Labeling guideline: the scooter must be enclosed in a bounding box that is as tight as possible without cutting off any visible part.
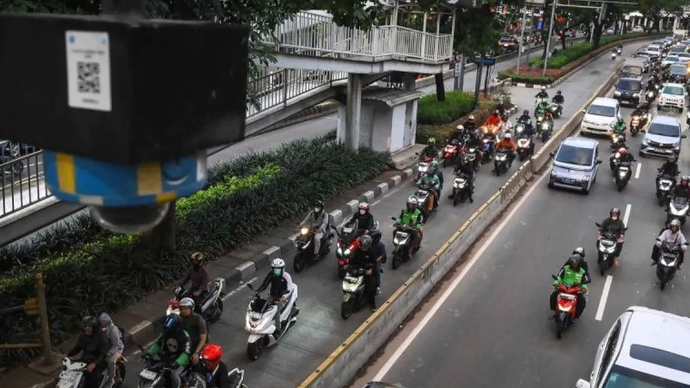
[539,120,553,142]
[244,283,299,361]
[493,149,510,176]
[656,174,677,206]
[653,241,682,290]
[414,155,434,182]
[59,357,127,388]
[340,266,369,320]
[551,275,586,339]
[451,170,472,206]
[611,51,618,60]
[667,196,689,226]
[293,225,334,273]
[515,125,534,161]
[442,139,461,167]
[481,137,495,163]
[390,218,421,269]
[629,115,642,136]
[335,220,380,279]
[595,223,627,276]
[167,279,226,324]
[411,183,439,222]
[547,103,563,118]
[610,133,627,151]
[615,160,634,191]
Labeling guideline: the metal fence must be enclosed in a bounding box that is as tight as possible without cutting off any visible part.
[0,151,49,219]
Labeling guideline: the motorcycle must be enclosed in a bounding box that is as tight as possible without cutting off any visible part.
[616,46,622,55]
[610,133,627,152]
[389,218,421,269]
[547,103,563,118]
[595,223,627,276]
[667,196,689,226]
[244,283,299,360]
[167,279,226,324]
[442,138,461,167]
[293,225,334,272]
[340,266,370,319]
[611,51,617,60]
[551,275,586,339]
[335,220,380,279]
[615,160,634,191]
[656,174,677,206]
[414,155,434,182]
[629,115,642,136]
[451,170,472,206]
[481,136,495,163]
[493,148,511,176]
[411,183,439,221]
[465,145,480,170]
[534,98,548,118]
[137,348,199,388]
[515,125,534,161]
[59,357,127,388]
[539,119,553,142]
[654,241,682,290]
[645,90,656,104]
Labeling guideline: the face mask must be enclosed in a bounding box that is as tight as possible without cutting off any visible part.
[611,215,618,220]
[359,210,366,215]
[101,327,107,332]
[273,269,282,276]
[314,207,320,213]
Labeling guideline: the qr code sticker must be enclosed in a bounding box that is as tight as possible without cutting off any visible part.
[77,61,101,94]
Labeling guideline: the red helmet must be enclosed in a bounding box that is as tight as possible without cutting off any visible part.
[201,344,222,370]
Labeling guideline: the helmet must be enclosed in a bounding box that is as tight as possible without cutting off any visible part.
[179,297,195,309]
[501,114,508,121]
[468,115,475,121]
[370,229,382,243]
[431,160,440,168]
[271,258,286,276]
[164,314,183,333]
[523,109,529,115]
[82,316,98,333]
[541,86,546,91]
[504,133,512,139]
[407,197,418,208]
[567,255,583,267]
[610,208,621,218]
[667,156,677,163]
[670,219,681,229]
[314,200,324,212]
[618,147,627,155]
[456,124,464,131]
[360,234,373,250]
[201,344,222,371]
[682,176,690,184]
[98,313,112,326]
[572,247,585,258]
[191,252,204,265]
[493,110,500,115]
[428,137,436,145]
[359,202,370,212]
[557,90,562,95]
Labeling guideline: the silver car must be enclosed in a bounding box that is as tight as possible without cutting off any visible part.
[576,306,690,388]
[548,137,602,195]
[640,115,686,157]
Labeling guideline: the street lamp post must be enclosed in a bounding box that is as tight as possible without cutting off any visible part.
[542,0,557,77]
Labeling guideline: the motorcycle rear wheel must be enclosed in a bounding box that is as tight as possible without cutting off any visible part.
[341,300,355,320]
[660,280,667,291]
[247,339,265,361]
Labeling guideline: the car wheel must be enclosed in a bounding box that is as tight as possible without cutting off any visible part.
[547,179,554,189]
[639,150,644,157]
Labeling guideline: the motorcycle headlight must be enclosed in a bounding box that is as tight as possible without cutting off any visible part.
[633,93,640,98]
[605,245,616,253]
[343,249,351,256]
[301,227,309,235]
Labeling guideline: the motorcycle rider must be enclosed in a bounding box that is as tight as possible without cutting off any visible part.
[565,247,591,280]
[632,101,650,120]
[486,110,501,127]
[299,200,330,256]
[463,115,476,132]
[535,85,549,99]
[179,252,210,313]
[371,229,386,294]
[667,176,690,209]
[346,202,375,236]
[420,137,440,159]
[465,128,483,167]
[550,255,589,323]
[499,114,512,137]
[451,124,466,141]
[597,208,627,267]
[611,147,634,173]
[449,155,475,203]
[430,160,444,191]
[146,314,192,384]
[178,297,208,365]
[396,199,424,258]
[252,258,296,334]
[350,235,382,311]
[552,90,564,105]
[612,117,627,134]
[197,344,231,388]
[98,313,124,388]
[66,316,109,388]
[657,156,679,190]
[417,170,441,211]
[495,132,517,168]
[652,219,688,269]
[517,110,534,133]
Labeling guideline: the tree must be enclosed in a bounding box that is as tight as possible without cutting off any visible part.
[449,0,524,56]
[638,0,684,32]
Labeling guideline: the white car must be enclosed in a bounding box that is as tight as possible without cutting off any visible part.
[662,55,681,67]
[677,52,690,64]
[632,26,644,33]
[658,83,687,111]
[576,306,690,388]
[645,44,662,60]
[580,97,621,136]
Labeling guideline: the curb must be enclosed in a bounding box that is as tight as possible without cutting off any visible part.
[126,168,416,347]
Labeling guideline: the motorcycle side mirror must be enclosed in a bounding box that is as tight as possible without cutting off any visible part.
[624,227,629,231]
[415,152,420,156]
[391,216,398,221]
[595,222,602,227]
[596,159,602,164]
[641,129,646,133]
[246,284,255,291]
[683,135,687,139]
[549,151,555,158]
[551,274,558,281]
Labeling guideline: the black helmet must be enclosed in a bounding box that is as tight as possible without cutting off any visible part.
[82,316,98,332]
[370,229,382,243]
[556,90,562,95]
[163,314,183,333]
[610,208,621,218]
[567,255,583,267]
[523,109,529,115]
[360,234,373,250]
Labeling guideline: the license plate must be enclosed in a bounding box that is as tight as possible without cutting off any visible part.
[139,369,157,380]
[342,227,353,234]
[561,178,574,184]
[559,293,576,300]
[59,371,80,383]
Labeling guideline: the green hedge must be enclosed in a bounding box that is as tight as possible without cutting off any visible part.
[417,91,477,126]
[498,72,555,85]
[0,134,391,367]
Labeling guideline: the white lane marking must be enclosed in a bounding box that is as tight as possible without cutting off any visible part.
[635,163,642,179]
[372,169,550,381]
[595,275,613,321]
[623,203,632,227]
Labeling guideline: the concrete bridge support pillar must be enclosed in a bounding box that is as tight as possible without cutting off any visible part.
[344,73,363,151]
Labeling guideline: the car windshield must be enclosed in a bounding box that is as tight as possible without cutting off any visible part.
[666,57,680,63]
[671,46,685,52]
[617,79,642,91]
[648,46,661,52]
[663,85,685,95]
[648,122,681,137]
[637,55,650,61]
[670,66,686,75]
[555,144,593,166]
[678,53,690,58]
[587,104,616,117]
[602,364,690,388]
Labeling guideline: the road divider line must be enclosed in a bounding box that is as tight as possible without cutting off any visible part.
[372,170,550,382]
[635,163,641,179]
[595,275,613,321]
[623,203,632,227]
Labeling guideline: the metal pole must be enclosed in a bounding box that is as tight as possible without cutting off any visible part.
[421,12,428,58]
[542,0,557,77]
[517,7,528,75]
[459,56,466,91]
[36,273,52,366]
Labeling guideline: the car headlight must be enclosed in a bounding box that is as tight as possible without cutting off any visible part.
[614,91,621,96]
[551,169,557,176]
[642,138,650,145]
[675,142,681,148]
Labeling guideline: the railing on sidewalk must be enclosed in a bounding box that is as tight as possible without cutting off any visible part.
[0,151,49,219]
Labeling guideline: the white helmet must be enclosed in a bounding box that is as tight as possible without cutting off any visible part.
[179,297,195,308]
[504,132,512,139]
[541,86,546,91]
[271,258,286,276]
[456,124,464,131]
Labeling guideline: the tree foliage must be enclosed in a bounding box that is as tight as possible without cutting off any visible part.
[638,0,684,31]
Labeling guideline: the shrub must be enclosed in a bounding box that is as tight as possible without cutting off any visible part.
[417,91,477,126]
[0,134,391,367]
[499,71,555,85]
[416,99,500,144]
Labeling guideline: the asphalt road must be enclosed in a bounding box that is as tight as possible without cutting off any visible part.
[118,42,651,388]
[363,53,690,387]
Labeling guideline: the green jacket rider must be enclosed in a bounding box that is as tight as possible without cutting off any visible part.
[612,118,626,134]
[147,315,192,369]
[553,265,589,291]
[396,199,424,256]
[550,255,589,320]
[419,172,441,192]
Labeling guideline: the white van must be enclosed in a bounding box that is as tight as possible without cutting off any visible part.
[580,97,620,136]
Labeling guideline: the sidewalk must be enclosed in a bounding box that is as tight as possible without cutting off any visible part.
[1,144,424,388]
